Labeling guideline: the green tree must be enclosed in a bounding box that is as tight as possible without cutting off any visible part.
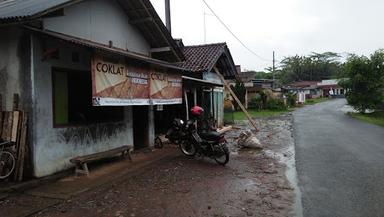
[230,80,246,111]
[339,50,384,113]
[278,52,342,84]
[254,70,273,79]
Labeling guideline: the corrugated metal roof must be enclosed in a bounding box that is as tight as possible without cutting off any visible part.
[0,0,77,20]
[0,0,184,62]
[182,76,223,87]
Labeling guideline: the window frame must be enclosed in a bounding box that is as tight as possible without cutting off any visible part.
[51,67,124,128]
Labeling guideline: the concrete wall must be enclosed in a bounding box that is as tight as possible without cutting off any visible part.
[43,0,150,56]
[0,27,32,112]
[31,36,134,177]
[203,71,223,85]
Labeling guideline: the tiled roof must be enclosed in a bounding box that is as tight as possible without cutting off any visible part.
[178,43,227,72]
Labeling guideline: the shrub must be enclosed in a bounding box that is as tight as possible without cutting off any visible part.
[249,96,263,110]
[230,80,246,111]
[306,99,314,104]
[286,93,297,107]
[265,98,287,110]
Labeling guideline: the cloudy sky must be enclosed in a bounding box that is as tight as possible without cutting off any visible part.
[150,0,384,71]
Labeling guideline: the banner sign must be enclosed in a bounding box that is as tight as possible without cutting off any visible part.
[150,72,182,105]
[92,54,182,106]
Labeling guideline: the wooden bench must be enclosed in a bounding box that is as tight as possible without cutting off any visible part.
[69,146,132,176]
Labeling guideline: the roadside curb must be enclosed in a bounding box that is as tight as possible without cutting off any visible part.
[0,148,180,217]
[0,170,72,194]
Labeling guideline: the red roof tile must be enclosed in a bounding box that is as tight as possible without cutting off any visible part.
[289,81,320,88]
[178,43,227,72]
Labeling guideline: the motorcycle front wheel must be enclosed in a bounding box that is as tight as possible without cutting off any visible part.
[179,140,197,157]
[214,144,230,165]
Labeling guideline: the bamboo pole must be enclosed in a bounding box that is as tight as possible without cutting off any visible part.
[213,67,259,131]
[0,94,3,135]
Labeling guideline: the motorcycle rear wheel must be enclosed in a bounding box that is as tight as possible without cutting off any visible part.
[214,144,229,165]
[179,140,197,157]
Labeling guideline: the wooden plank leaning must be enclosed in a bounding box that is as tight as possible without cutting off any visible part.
[1,112,13,141]
[213,66,259,132]
[17,112,28,181]
[13,112,22,181]
[0,94,3,136]
[11,111,20,143]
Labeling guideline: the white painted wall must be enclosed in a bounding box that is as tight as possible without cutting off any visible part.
[31,37,134,177]
[43,0,150,56]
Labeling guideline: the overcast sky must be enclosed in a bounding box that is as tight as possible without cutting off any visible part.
[150,0,384,71]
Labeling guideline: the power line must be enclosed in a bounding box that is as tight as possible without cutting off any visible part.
[201,0,272,62]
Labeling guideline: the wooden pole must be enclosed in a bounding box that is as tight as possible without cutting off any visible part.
[184,90,189,120]
[0,94,3,135]
[17,112,28,181]
[213,67,259,131]
[272,51,275,90]
[165,0,172,33]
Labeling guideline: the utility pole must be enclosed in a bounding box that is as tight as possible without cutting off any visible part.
[165,0,171,34]
[204,12,207,43]
[272,51,275,89]
[203,12,214,43]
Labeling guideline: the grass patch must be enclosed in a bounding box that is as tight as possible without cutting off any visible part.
[304,97,329,105]
[228,109,292,121]
[348,111,384,127]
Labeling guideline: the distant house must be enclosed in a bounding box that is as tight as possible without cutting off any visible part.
[227,67,278,109]
[317,79,345,97]
[178,42,237,127]
[282,81,322,99]
[236,70,256,84]
[251,79,275,90]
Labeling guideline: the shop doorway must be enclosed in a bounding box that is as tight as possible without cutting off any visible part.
[154,104,183,135]
[133,106,149,149]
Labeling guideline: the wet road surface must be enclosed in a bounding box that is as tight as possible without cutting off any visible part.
[0,115,295,217]
[27,153,292,217]
[294,99,384,217]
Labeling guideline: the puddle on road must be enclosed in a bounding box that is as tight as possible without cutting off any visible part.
[265,146,303,217]
[227,114,303,217]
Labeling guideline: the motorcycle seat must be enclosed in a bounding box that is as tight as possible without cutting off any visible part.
[199,131,222,141]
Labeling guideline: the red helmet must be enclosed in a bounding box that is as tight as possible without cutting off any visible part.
[191,106,204,117]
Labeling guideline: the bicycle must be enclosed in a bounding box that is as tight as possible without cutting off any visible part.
[0,140,16,179]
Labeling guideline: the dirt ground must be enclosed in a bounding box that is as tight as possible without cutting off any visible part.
[1,114,296,217]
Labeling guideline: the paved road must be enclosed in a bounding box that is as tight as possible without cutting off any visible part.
[294,99,384,217]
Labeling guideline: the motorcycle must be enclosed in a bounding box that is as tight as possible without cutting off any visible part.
[165,118,187,145]
[167,118,230,165]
